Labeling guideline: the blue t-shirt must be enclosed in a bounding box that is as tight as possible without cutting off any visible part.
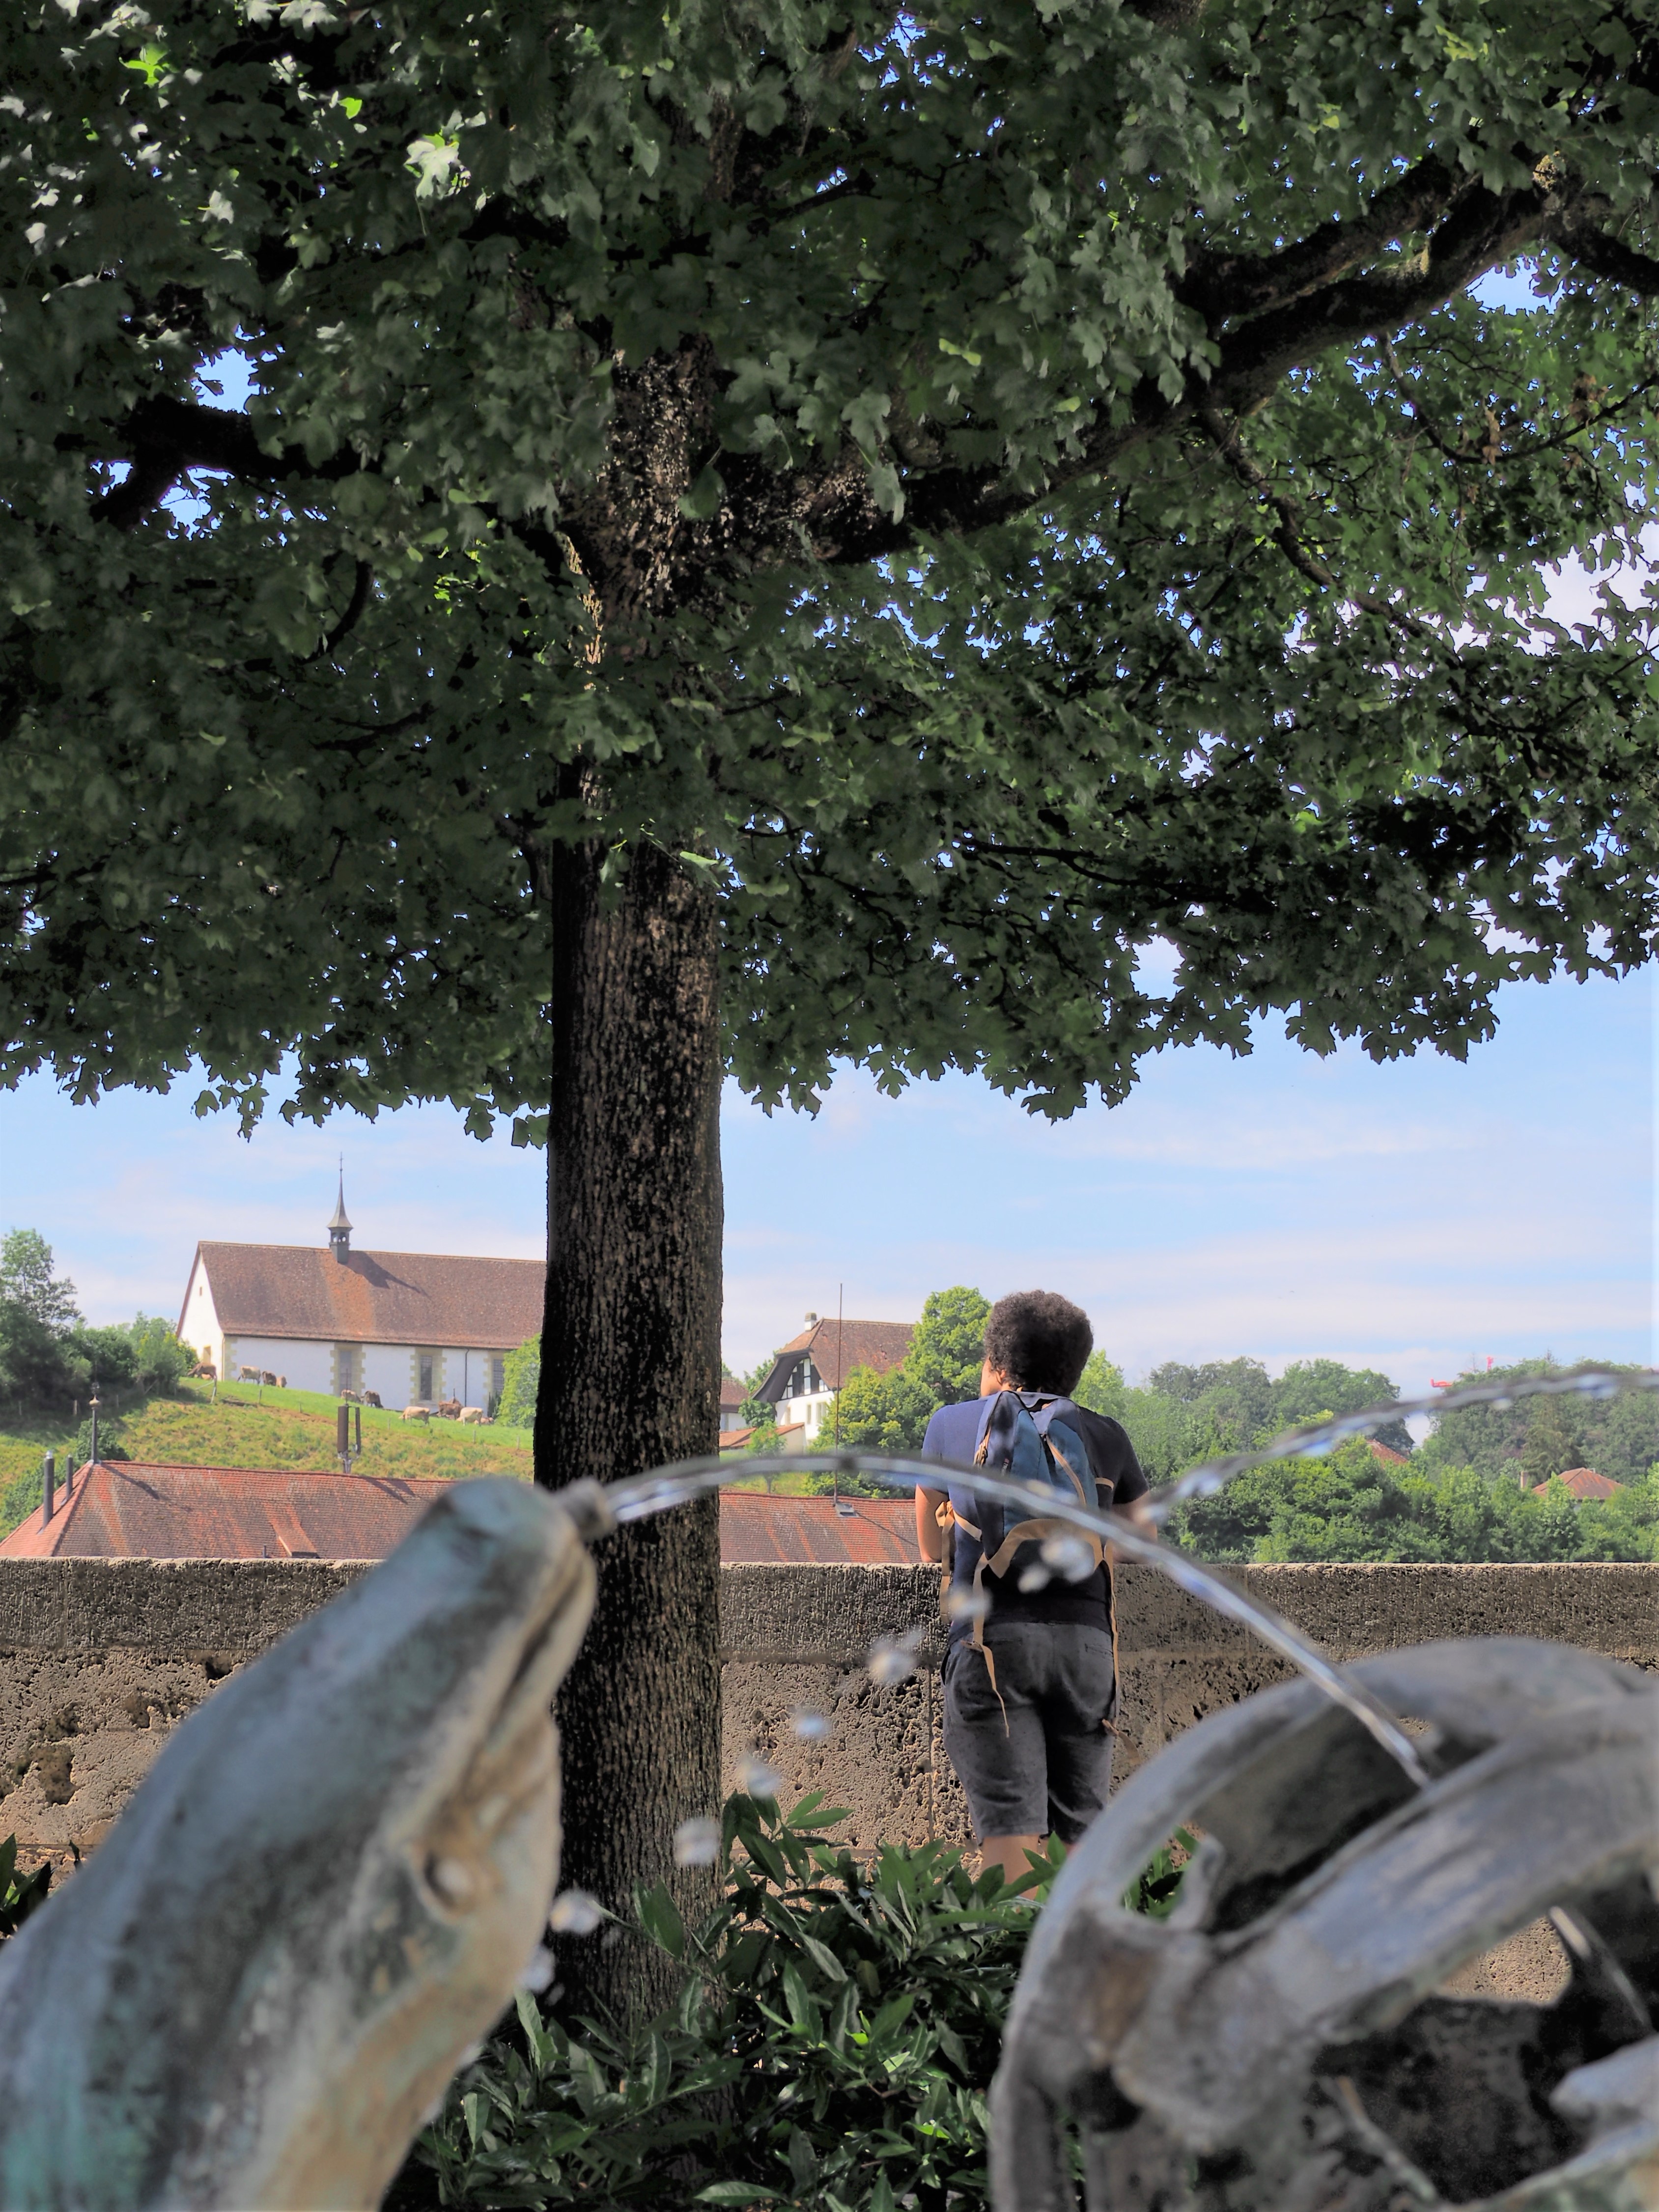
[921,1395,1148,1639]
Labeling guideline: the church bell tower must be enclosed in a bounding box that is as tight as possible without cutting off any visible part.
[328,1171,352,1262]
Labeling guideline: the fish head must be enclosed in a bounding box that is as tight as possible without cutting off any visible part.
[0,1475,605,2211]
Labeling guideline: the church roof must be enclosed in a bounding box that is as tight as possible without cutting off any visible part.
[182,1242,543,1349]
[754,1318,916,1402]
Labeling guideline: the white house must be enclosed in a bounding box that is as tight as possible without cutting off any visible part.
[752,1314,916,1449]
[176,1183,544,1410]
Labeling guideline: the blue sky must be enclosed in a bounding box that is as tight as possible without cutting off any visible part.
[1,961,1651,1400]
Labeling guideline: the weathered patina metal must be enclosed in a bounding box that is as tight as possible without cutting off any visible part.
[0,1476,605,2211]
[990,1637,1659,2212]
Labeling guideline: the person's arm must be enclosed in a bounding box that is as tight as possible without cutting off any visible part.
[1113,1492,1155,1535]
[916,1484,948,1561]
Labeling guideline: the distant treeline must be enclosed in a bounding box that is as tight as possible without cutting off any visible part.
[744,1287,1659,1564]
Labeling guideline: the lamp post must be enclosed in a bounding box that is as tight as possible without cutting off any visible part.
[87,1395,100,1471]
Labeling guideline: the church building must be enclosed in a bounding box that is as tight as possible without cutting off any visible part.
[176,1181,543,1410]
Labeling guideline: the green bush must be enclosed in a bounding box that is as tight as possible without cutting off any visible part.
[0,1834,52,1939]
[407,1792,1099,2210]
[496,1339,539,1429]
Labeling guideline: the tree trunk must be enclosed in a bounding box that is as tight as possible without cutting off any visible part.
[534,833,724,2022]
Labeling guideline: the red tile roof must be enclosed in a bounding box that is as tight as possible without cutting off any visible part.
[717,1491,920,1565]
[186,1242,543,1349]
[0,1461,451,1561]
[720,1376,747,1411]
[1531,1466,1623,1501]
[0,1464,924,1566]
[1370,1441,1408,1466]
[755,1318,916,1401]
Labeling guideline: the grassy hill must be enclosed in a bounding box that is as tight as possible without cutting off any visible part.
[0,1381,533,1536]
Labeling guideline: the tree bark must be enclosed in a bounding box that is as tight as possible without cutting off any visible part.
[534,831,724,2022]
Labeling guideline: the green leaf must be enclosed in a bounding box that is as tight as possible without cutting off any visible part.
[637,1883,686,1960]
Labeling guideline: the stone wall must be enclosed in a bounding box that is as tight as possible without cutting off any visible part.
[717,1559,1659,1858]
[0,1556,1650,1884]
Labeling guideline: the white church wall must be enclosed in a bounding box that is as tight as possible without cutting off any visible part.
[361,1344,418,1407]
[180,1260,221,1370]
[222,1337,333,1393]
[445,1349,491,1410]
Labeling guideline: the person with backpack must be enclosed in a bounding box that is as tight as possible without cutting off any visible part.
[914,1289,1151,1891]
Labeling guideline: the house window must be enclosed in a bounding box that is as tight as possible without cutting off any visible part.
[490,1355,506,1398]
[418,1352,438,1401]
[336,1344,360,1394]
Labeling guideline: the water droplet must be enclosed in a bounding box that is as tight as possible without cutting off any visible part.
[790,1707,833,1740]
[673,1816,721,1866]
[867,1626,924,1685]
[736,1753,783,1799]
[942,1588,990,1624]
[548,1887,604,1934]
[1040,1534,1095,1583]
[1017,1564,1052,1593]
[515,1944,556,1992]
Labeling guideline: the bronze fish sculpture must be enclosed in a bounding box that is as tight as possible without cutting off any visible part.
[990,1635,1659,2212]
[0,1476,605,2211]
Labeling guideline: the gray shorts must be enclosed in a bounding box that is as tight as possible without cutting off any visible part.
[941,1621,1115,1843]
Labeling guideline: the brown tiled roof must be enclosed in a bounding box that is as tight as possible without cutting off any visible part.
[718,1491,920,1565]
[755,1318,916,1401]
[0,1461,451,1561]
[1370,1441,1408,1466]
[0,1462,922,1568]
[185,1242,543,1349]
[720,1376,747,1411]
[1531,1466,1622,1500]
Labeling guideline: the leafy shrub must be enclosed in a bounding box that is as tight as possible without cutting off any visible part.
[0,1834,52,1939]
[496,1339,539,1428]
[405,1792,1090,2210]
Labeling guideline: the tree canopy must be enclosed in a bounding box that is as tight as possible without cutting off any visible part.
[5,0,1659,1126]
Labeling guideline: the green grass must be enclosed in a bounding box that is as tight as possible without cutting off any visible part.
[0,1381,534,1535]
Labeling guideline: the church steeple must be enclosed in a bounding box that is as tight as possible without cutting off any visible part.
[328,1168,352,1261]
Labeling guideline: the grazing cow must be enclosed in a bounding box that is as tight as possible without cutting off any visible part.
[237,1367,260,1384]
[456,1405,485,1424]
[340,1390,362,1404]
[400,1406,430,1423]
[362,1391,383,1409]
[260,1372,279,1388]
[435,1399,463,1420]
[190,1363,216,1382]
[277,1375,287,1389]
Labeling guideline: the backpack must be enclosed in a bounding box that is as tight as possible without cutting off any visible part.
[937,1391,1117,1728]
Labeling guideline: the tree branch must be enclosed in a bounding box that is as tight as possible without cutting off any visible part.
[1547,210,1659,293]
[1198,403,1429,635]
[1179,154,1464,324]
[85,395,362,530]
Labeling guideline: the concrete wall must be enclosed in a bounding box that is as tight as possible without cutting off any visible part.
[0,1557,1650,1888]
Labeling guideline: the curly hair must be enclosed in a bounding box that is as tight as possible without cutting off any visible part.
[983,1289,1094,1395]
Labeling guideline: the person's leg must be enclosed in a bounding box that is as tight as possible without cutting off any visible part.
[940,1627,1049,1887]
[979,1831,1044,1889]
[1040,1624,1118,1845]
